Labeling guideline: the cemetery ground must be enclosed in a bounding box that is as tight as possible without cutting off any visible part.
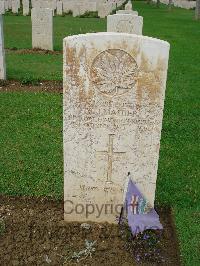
[0,1,199,265]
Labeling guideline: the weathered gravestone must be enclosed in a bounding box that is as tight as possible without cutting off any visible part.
[8,0,12,9]
[22,0,29,16]
[72,4,82,17]
[0,15,6,79]
[72,2,87,17]
[125,0,132,10]
[35,0,55,16]
[79,0,97,13]
[0,1,5,14]
[63,0,74,13]
[4,0,9,11]
[31,8,53,50]
[12,0,19,13]
[116,10,138,15]
[63,0,97,14]
[98,2,113,18]
[56,0,63,15]
[117,0,126,7]
[63,33,170,223]
[107,14,143,35]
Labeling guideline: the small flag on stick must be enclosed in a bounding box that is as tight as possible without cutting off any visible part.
[120,173,163,236]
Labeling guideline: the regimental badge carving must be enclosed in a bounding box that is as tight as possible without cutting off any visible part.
[90,49,138,98]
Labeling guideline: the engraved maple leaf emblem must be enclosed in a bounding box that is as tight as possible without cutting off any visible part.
[91,49,138,97]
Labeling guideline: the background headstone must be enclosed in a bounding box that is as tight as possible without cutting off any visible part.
[63,32,170,223]
[0,1,5,14]
[31,8,53,50]
[98,2,113,18]
[8,0,12,9]
[22,0,29,16]
[4,0,9,11]
[63,0,74,13]
[107,14,143,35]
[56,0,63,15]
[12,0,19,13]
[116,10,138,15]
[0,15,6,79]
[125,0,132,10]
[72,4,81,17]
[73,2,87,17]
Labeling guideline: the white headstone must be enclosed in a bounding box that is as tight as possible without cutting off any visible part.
[88,1,97,12]
[107,14,143,35]
[0,15,6,79]
[72,4,80,17]
[12,0,18,13]
[52,0,57,10]
[4,0,9,10]
[0,1,5,14]
[56,1,62,15]
[8,0,12,9]
[31,8,53,50]
[32,0,40,8]
[35,0,55,16]
[116,10,138,15]
[63,0,74,13]
[73,0,97,17]
[98,3,113,18]
[22,0,29,16]
[125,0,132,10]
[72,1,87,17]
[63,32,170,223]
[117,0,125,7]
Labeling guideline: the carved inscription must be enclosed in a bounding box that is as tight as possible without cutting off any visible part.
[90,49,138,98]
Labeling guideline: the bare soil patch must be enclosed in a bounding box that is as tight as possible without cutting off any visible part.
[0,80,62,93]
[0,196,180,266]
[6,48,62,55]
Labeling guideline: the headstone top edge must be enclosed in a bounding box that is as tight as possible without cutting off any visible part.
[108,14,139,17]
[63,33,170,49]
[107,14,142,19]
[31,7,53,12]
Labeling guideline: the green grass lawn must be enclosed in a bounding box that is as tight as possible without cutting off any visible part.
[0,2,200,265]
[4,15,106,50]
[6,52,62,81]
[4,15,106,80]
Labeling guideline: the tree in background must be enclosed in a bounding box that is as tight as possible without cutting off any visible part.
[196,0,200,20]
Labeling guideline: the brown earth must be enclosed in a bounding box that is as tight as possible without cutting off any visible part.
[0,80,63,93]
[6,48,62,55]
[0,195,180,266]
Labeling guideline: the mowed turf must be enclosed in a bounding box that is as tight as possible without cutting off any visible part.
[0,2,200,265]
[4,15,106,80]
[4,15,106,50]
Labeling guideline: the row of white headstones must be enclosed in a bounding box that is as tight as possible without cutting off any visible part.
[0,0,127,17]
[31,2,143,51]
[0,1,143,77]
[0,2,170,223]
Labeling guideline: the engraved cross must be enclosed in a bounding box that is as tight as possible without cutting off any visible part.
[97,134,126,183]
